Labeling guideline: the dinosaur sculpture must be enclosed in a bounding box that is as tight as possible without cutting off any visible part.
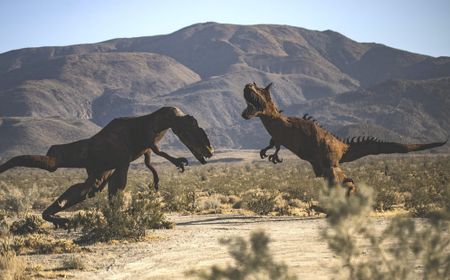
[241,82,447,193]
[0,107,214,228]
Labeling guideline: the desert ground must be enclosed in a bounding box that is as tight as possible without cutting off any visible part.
[1,150,449,279]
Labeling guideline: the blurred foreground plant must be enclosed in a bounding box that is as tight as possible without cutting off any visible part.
[321,185,450,280]
[188,230,297,280]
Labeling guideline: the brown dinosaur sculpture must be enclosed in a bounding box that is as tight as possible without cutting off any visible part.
[0,107,214,228]
[241,82,447,193]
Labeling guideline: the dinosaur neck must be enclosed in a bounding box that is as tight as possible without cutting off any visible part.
[142,107,181,134]
[260,113,286,133]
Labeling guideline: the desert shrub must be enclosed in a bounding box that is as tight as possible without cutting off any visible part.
[10,215,47,235]
[160,182,198,212]
[405,180,450,217]
[12,234,79,255]
[196,196,222,213]
[76,190,173,243]
[188,230,297,280]
[373,188,399,212]
[0,236,27,280]
[321,184,450,279]
[61,255,85,270]
[241,189,277,215]
[0,212,9,237]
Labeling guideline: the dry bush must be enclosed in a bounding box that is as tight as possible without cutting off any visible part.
[0,237,27,280]
[0,227,28,280]
[11,234,80,255]
[9,215,47,235]
[75,190,173,243]
[61,255,85,270]
[196,196,222,213]
[241,189,277,215]
[188,230,297,280]
[321,184,450,279]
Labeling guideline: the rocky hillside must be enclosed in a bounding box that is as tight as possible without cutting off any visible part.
[0,22,449,160]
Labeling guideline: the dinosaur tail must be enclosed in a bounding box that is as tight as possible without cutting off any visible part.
[339,137,448,163]
[0,155,57,174]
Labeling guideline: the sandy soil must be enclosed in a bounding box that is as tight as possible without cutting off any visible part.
[24,214,399,280]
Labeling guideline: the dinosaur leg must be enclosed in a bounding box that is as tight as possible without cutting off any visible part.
[144,151,159,191]
[323,165,356,196]
[268,144,283,164]
[150,144,188,172]
[42,172,106,228]
[87,170,114,198]
[260,139,275,159]
[107,164,130,199]
[0,155,58,173]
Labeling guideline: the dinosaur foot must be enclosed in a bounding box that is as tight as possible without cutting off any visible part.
[268,154,283,164]
[343,178,356,196]
[173,157,188,172]
[260,149,269,159]
[44,215,71,230]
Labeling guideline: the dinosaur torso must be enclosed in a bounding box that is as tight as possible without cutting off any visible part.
[261,115,348,168]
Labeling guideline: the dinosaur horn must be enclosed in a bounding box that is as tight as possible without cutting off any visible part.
[0,155,57,174]
[340,139,448,163]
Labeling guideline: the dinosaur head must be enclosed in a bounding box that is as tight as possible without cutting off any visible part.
[171,115,214,164]
[241,82,279,119]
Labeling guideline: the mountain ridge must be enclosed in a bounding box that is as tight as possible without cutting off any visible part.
[0,22,448,160]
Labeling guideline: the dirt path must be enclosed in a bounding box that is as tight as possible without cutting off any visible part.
[49,214,354,279]
[28,214,346,279]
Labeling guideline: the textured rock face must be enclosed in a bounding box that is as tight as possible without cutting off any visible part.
[0,22,449,159]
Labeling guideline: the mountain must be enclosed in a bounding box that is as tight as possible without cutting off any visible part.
[0,22,449,160]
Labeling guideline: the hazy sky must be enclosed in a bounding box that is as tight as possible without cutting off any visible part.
[0,0,449,56]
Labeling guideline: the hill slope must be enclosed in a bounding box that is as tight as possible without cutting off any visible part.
[0,22,449,160]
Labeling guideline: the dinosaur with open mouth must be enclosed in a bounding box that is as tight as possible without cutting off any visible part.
[241,82,447,194]
[0,107,214,228]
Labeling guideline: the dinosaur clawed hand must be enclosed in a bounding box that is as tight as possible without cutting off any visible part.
[268,153,283,164]
[173,157,188,172]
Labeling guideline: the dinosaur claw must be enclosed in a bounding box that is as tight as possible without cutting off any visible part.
[173,157,188,172]
[260,149,268,159]
[268,153,282,164]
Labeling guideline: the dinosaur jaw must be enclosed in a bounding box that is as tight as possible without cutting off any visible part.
[242,102,258,119]
[192,146,213,164]
[242,85,265,119]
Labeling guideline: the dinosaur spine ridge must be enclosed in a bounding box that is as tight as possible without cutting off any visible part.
[302,113,344,141]
[344,136,383,145]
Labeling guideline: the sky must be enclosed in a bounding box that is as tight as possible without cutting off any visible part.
[0,0,449,57]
